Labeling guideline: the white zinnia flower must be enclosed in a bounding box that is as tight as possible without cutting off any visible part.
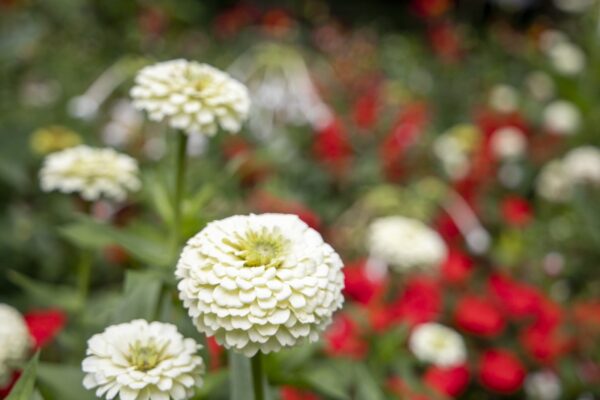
[0,304,31,385]
[543,100,581,135]
[175,213,345,357]
[367,216,447,272]
[489,84,519,114]
[40,145,141,202]
[490,126,527,160]
[536,160,572,202]
[131,59,250,137]
[525,370,562,400]
[409,323,466,367]
[82,319,204,400]
[563,146,600,184]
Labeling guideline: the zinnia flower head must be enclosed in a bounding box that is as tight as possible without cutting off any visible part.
[175,213,345,357]
[0,304,32,385]
[131,59,250,137]
[82,319,204,400]
[367,216,447,273]
[40,145,141,202]
[408,322,466,367]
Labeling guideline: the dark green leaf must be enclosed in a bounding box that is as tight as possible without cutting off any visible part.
[7,270,80,312]
[6,351,39,400]
[110,270,162,323]
[37,363,96,400]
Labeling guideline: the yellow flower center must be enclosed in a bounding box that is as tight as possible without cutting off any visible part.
[225,227,289,268]
[128,340,169,371]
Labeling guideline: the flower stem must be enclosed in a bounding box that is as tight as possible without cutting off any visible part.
[251,353,266,400]
[172,131,188,253]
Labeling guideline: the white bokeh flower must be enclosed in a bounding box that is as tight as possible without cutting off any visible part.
[540,32,586,76]
[40,145,141,202]
[175,213,344,357]
[525,370,562,400]
[0,304,31,385]
[536,160,572,202]
[433,124,480,181]
[409,323,466,367]
[489,84,519,114]
[131,59,250,137]
[490,126,527,160]
[525,71,555,102]
[563,146,600,184]
[367,216,447,272]
[543,100,581,135]
[82,319,204,400]
[554,0,596,13]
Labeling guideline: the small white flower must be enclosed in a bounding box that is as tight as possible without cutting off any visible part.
[525,71,555,102]
[541,33,586,76]
[543,100,581,135]
[40,145,141,202]
[0,304,31,385]
[82,319,204,400]
[536,160,572,202]
[489,84,519,114]
[409,323,466,367]
[490,126,527,160]
[176,213,345,357]
[433,135,471,180]
[563,146,600,184]
[367,216,447,272]
[525,370,562,400]
[554,0,596,13]
[102,99,144,147]
[131,59,250,137]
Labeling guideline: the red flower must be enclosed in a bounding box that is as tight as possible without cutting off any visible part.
[249,190,322,231]
[0,372,20,399]
[488,273,541,318]
[411,0,452,18]
[280,386,320,400]
[390,275,441,327]
[221,136,270,186]
[352,91,378,129]
[501,196,533,227]
[441,249,474,285]
[478,349,525,394]
[343,259,386,306]
[428,22,463,63]
[424,364,470,397]
[324,314,368,359]
[519,322,570,365]
[454,295,505,337]
[24,309,66,348]
[312,119,352,177]
[206,336,224,371]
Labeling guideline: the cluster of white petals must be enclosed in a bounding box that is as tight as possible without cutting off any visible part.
[82,320,204,400]
[0,304,31,384]
[490,126,527,160]
[540,31,586,76]
[176,213,344,357]
[525,370,562,400]
[409,323,466,367]
[367,216,447,273]
[40,145,141,201]
[131,59,250,137]
[488,84,519,114]
[433,124,480,181]
[543,100,581,136]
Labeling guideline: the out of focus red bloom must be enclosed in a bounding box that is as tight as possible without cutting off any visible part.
[428,22,463,63]
[24,309,66,348]
[280,386,320,400]
[352,90,379,129]
[222,136,270,186]
[138,6,168,38]
[103,244,129,265]
[312,119,353,177]
[324,314,368,359]
[206,336,224,371]
[0,372,20,399]
[478,349,525,394]
[488,273,540,318]
[213,4,257,39]
[424,364,469,397]
[434,211,462,245]
[249,190,321,231]
[411,0,452,18]
[574,301,600,336]
[454,295,505,337]
[501,196,533,227]
[343,259,386,306]
[261,9,295,38]
[441,249,474,285]
[390,275,441,326]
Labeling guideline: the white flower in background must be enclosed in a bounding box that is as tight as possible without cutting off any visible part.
[540,32,586,76]
[409,323,466,367]
[131,59,250,137]
[490,126,527,160]
[525,71,555,102]
[543,100,581,135]
[525,370,562,400]
[40,145,141,202]
[489,84,519,114]
[433,124,481,180]
[176,214,344,357]
[82,320,204,400]
[102,99,143,147]
[228,44,333,140]
[536,160,572,202]
[563,146,600,184]
[554,0,596,13]
[367,216,447,272]
[0,304,31,385]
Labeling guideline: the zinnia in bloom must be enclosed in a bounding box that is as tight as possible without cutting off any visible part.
[454,295,505,337]
[39,145,141,202]
[176,213,345,357]
[131,59,250,136]
[82,319,204,400]
[0,304,31,385]
[424,364,470,397]
[367,216,447,273]
[408,322,466,367]
[478,349,525,394]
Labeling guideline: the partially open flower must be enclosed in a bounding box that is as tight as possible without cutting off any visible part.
[131,59,250,136]
[176,213,344,357]
[40,145,141,202]
[0,304,31,385]
[82,319,204,400]
[409,322,466,367]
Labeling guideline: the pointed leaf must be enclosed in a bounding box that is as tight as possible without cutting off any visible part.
[6,351,39,400]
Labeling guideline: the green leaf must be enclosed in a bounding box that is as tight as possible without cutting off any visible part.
[7,270,80,311]
[110,270,162,323]
[229,351,254,400]
[302,362,350,400]
[37,363,96,400]
[6,351,39,400]
[354,364,385,400]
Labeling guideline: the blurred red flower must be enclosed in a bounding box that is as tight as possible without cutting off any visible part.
[424,364,470,397]
[478,349,525,394]
[352,90,379,129]
[312,118,353,177]
[206,336,224,371]
[222,136,270,186]
[411,0,452,19]
[280,386,320,400]
[390,275,441,326]
[441,249,474,285]
[428,22,463,63]
[24,309,66,348]
[501,196,533,227]
[454,295,505,337]
[324,314,368,359]
[343,259,386,306]
[488,273,541,318]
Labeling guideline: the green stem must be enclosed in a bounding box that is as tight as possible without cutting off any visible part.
[172,131,188,253]
[251,353,266,400]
